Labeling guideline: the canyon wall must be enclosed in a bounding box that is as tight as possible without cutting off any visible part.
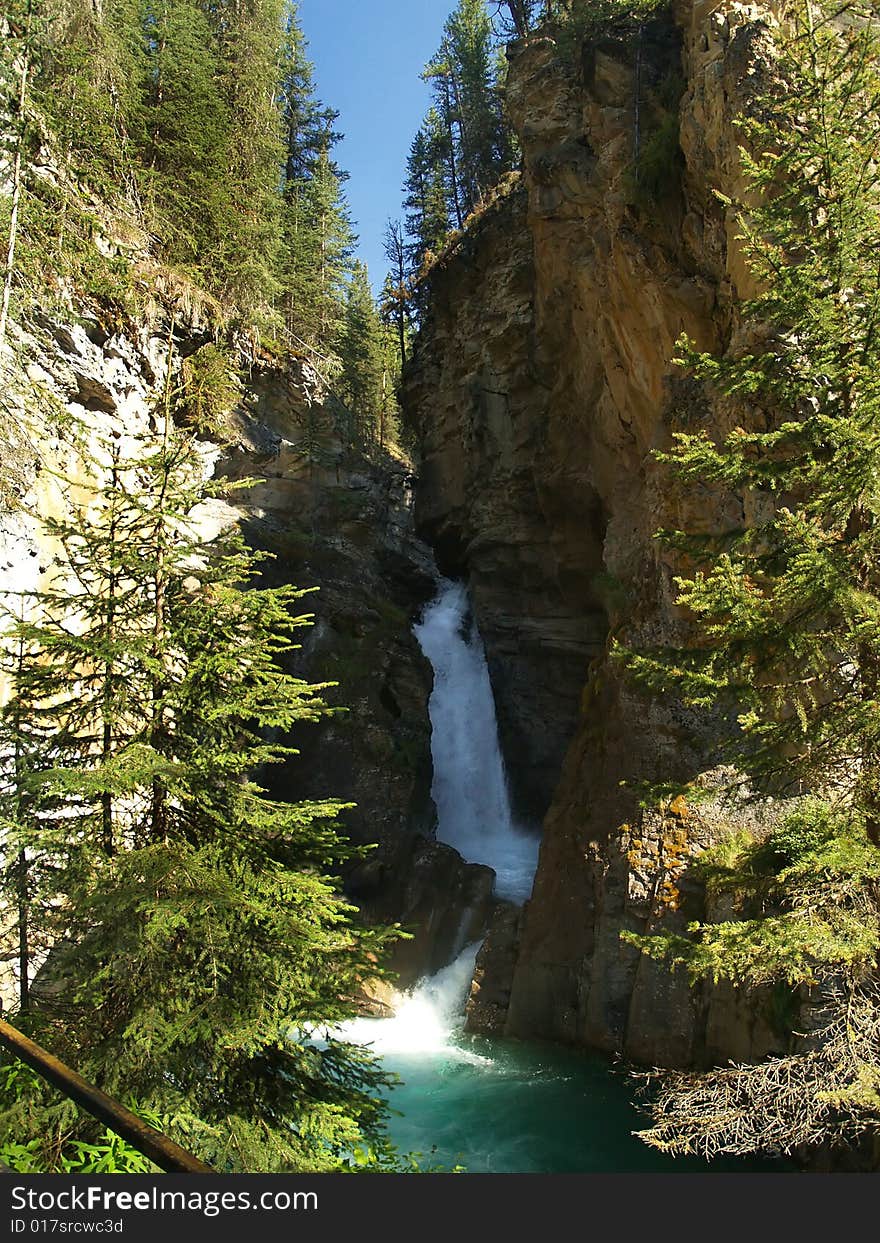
[407,1,788,1065]
[0,305,489,1006]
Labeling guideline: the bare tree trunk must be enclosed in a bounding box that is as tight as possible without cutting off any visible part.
[448,58,480,213]
[150,327,175,845]
[17,846,29,1013]
[440,76,465,230]
[634,25,643,183]
[101,450,120,858]
[11,631,30,1014]
[0,1,33,351]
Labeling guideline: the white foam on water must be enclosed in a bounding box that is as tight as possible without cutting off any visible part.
[335,944,490,1064]
[337,579,539,1064]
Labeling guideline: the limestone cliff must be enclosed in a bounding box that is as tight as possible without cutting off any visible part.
[406,1,789,1064]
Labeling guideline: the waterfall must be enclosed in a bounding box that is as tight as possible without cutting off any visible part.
[334,943,489,1064]
[335,578,539,1059]
[319,595,779,1173]
[413,578,539,903]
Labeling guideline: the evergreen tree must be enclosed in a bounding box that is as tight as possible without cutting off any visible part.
[31,0,142,195]
[273,4,359,361]
[422,53,467,229]
[0,626,52,1016]
[403,0,517,273]
[280,144,356,361]
[339,262,384,447]
[618,0,880,1158]
[443,0,509,209]
[0,401,399,1171]
[278,4,341,187]
[2,2,370,342]
[0,0,36,348]
[494,1,542,37]
[382,219,411,368]
[620,0,880,838]
[202,0,290,317]
[377,295,405,452]
[132,1,231,277]
[402,114,452,273]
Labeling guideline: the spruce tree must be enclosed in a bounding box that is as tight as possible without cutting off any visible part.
[382,219,410,367]
[403,0,517,271]
[204,0,289,317]
[620,0,880,836]
[280,145,356,363]
[403,115,452,273]
[0,403,399,1171]
[133,1,231,277]
[617,0,880,1158]
[339,262,385,447]
[443,0,509,209]
[422,53,467,228]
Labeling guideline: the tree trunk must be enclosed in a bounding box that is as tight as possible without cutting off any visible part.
[101,453,120,858]
[441,76,465,230]
[0,0,32,351]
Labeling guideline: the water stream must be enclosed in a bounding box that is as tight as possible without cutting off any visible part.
[411,578,538,901]
[339,580,773,1173]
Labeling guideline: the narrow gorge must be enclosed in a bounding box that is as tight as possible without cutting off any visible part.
[404,1,788,1067]
[2,0,879,1179]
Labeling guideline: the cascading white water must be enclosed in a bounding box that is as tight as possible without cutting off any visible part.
[334,943,489,1063]
[326,582,771,1173]
[413,578,539,903]
[337,578,539,1059]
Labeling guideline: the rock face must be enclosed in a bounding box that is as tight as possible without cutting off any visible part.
[0,307,489,1005]
[217,370,496,986]
[408,184,608,824]
[406,1,789,1065]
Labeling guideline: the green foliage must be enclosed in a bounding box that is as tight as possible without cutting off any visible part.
[630,110,682,207]
[339,262,385,447]
[0,1061,157,1173]
[177,343,242,438]
[281,149,357,363]
[0,398,402,1172]
[617,1,880,824]
[403,112,456,276]
[623,802,880,988]
[553,0,668,50]
[403,1,517,284]
[1,2,360,341]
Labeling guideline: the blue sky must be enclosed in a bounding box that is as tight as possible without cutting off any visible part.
[298,1,456,292]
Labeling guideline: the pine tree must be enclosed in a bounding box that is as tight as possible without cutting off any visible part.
[280,138,356,364]
[0,626,51,1016]
[133,1,231,277]
[443,0,508,210]
[382,219,410,368]
[403,0,517,273]
[377,297,405,452]
[495,1,541,37]
[620,0,880,837]
[278,4,341,187]
[402,114,452,273]
[0,0,35,348]
[422,52,467,229]
[203,0,289,317]
[29,0,142,195]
